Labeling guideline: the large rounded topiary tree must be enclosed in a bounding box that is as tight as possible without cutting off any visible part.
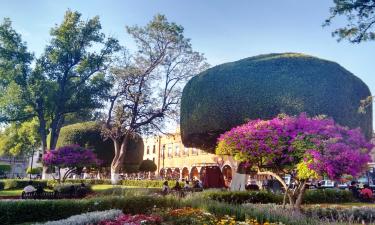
[56,122,144,167]
[181,53,372,152]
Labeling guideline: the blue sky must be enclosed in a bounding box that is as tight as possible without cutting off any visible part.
[1,0,374,127]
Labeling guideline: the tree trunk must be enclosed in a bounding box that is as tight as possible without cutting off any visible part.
[294,180,307,211]
[111,135,129,184]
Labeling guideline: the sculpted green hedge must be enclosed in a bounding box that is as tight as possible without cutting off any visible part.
[181,53,372,152]
[56,122,144,167]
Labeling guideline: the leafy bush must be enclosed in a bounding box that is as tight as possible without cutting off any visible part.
[0,179,48,190]
[33,209,122,225]
[26,167,43,175]
[303,189,355,204]
[181,53,372,152]
[54,183,92,196]
[138,160,157,173]
[121,179,176,188]
[0,164,11,173]
[203,190,283,204]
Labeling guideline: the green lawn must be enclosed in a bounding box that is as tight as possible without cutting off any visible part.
[0,189,23,196]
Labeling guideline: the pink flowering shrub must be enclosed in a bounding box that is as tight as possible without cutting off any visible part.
[216,113,373,209]
[43,145,101,183]
[97,214,162,225]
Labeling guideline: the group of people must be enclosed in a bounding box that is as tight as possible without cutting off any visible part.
[349,181,373,202]
[161,179,203,196]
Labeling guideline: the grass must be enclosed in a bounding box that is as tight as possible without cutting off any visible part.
[0,189,23,196]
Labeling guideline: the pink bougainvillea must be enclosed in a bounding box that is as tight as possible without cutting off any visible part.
[217,113,373,180]
[42,145,101,182]
[43,144,101,168]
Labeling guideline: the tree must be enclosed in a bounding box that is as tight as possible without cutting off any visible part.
[181,53,372,152]
[102,14,208,183]
[325,0,375,43]
[26,167,42,175]
[42,144,100,183]
[0,10,120,158]
[0,119,40,157]
[216,113,373,210]
[139,159,157,173]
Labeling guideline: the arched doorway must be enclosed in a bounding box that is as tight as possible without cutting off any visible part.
[173,168,180,180]
[182,167,189,180]
[190,167,199,180]
[166,168,173,179]
[222,165,233,187]
[159,168,166,179]
[199,167,206,181]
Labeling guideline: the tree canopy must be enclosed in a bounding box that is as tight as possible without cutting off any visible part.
[0,119,40,157]
[181,53,372,152]
[0,10,120,154]
[325,0,375,43]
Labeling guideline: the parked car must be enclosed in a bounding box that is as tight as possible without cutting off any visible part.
[317,180,335,188]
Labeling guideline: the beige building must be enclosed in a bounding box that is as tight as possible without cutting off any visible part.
[143,130,237,181]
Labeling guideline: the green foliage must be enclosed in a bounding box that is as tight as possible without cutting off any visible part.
[54,183,92,195]
[26,167,42,175]
[203,190,283,204]
[56,122,144,167]
[0,179,48,190]
[45,179,176,188]
[123,164,140,173]
[303,189,355,204]
[0,164,11,173]
[0,119,40,157]
[138,159,157,172]
[0,196,180,224]
[181,53,372,151]
[325,0,375,43]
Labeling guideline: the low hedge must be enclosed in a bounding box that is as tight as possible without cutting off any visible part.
[204,189,355,205]
[0,179,48,190]
[204,190,283,204]
[303,189,355,204]
[0,196,181,225]
[0,179,176,190]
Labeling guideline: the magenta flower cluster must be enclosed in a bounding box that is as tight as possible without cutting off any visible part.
[218,113,373,180]
[42,144,101,168]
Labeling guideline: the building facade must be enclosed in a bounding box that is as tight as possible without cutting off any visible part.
[143,130,237,181]
[0,155,29,178]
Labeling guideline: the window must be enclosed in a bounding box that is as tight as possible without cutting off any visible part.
[161,145,165,157]
[153,157,155,162]
[168,144,173,158]
[183,147,189,156]
[153,145,156,153]
[146,146,150,154]
[175,145,180,157]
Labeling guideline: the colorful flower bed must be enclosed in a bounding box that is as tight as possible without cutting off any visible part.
[92,208,286,225]
[98,214,162,225]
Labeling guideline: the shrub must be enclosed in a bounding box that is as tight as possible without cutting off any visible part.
[54,183,93,196]
[0,164,11,173]
[203,190,283,204]
[0,179,48,190]
[33,209,122,225]
[26,167,43,175]
[121,179,176,188]
[180,53,372,152]
[303,189,355,204]
[138,159,157,173]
